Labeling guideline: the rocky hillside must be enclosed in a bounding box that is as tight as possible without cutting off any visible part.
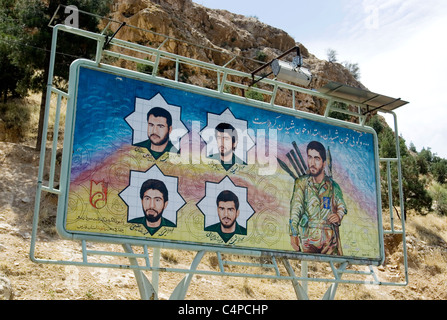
[107,0,363,114]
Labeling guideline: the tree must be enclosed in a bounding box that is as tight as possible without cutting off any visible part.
[419,147,433,163]
[367,114,384,134]
[328,101,350,121]
[367,115,432,217]
[13,0,113,151]
[342,61,361,80]
[400,155,432,215]
[0,0,31,102]
[429,182,447,216]
[416,153,429,175]
[326,48,337,63]
[325,48,360,80]
[431,159,447,184]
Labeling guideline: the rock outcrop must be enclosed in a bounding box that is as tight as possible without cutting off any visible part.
[106,0,364,114]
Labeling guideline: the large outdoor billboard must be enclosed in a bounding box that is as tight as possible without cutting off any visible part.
[59,60,384,265]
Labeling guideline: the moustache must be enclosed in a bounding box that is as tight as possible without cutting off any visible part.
[145,209,160,215]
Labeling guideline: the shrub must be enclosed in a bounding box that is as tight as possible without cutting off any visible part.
[429,182,447,216]
[0,100,32,141]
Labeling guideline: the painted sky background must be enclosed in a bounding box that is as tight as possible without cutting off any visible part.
[195,0,447,159]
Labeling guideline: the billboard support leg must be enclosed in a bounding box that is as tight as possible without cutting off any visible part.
[282,259,349,300]
[322,284,338,300]
[152,247,161,295]
[282,259,309,300]
[123,244,158,300]
[169,250,206,300]
[323,261,348,300]
[301,261,308,294]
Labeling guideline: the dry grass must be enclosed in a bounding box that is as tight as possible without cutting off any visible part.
[407,213,447,245]
[0,92,66,147]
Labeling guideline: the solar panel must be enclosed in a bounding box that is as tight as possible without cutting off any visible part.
[317,81,409,114]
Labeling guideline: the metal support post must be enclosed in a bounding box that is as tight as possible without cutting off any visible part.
[169,250,205,300]
[322,261,348,300]
[152,247,161,295]
[324,99,334,118]
[282,259,309,300]
[122,244,158,300]
[301,261,308,294]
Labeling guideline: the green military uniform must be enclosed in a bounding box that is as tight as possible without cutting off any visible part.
[129,216,176,236]
[205,222,247,243]
[134,139,178,160]
[289,175,347,255]
[209,153,246,171]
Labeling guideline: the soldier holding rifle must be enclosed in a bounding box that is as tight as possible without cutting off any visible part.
[289,141,347,255]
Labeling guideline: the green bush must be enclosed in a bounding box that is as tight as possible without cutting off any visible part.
[136,59,154,75]
[255,50,267,62]
[429,182,447,216]
[328,101,350,121]
[367,114,433,216]
[245,85,264,102]
[431,160,447,184]
[0,100,32,140]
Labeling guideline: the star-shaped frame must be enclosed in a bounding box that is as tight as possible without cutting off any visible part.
[119,165,186,225]
[124,93,188,150]
[199,108,255,164]
[196,176,255,229]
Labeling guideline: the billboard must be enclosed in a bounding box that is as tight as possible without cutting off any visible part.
[59,60,384,264]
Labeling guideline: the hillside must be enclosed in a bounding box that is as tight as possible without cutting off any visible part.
[1,0,447,300]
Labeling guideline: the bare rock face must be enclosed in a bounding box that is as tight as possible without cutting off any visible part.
[107,0,363,114]
[110,0,295,54]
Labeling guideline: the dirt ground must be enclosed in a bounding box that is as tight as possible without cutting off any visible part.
[1,139,447,301]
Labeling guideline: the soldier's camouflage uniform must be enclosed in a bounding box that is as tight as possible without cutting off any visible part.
[289,175,347,255]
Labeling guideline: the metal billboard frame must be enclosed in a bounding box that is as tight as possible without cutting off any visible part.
[30,21,409,300]
[59,58,384,265]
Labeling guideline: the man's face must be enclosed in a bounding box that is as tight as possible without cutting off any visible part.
[148,115,171,146]
[141,189,168,223]
[307,149,325,177]
[216,131,235,158]
[217,201,239,232]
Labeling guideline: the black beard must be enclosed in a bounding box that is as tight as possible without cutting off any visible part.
[150,133,169,146]
[144,209,163,223]
[221,218,236,230]
[309,166,324,177]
